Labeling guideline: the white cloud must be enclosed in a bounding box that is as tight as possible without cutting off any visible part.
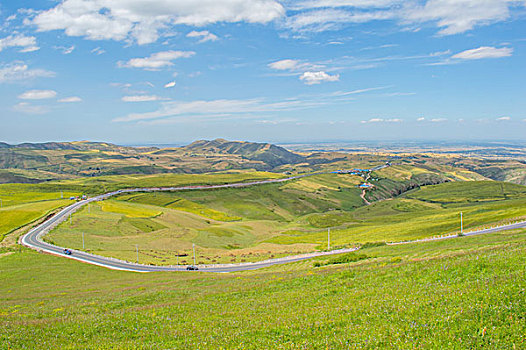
[361,117,402,123]
[31,0,285,45]
[268,59,325,74]
[91,47,105,55]
[13,102,49,115]
[115,99,266,121]
[164,81,176,88]
[285,8,394,32]
[403,0,520,36]
[268,59,301,70]
[427,46,513,65]
[431,118,447,122]
[417,117,425,121]
[118,50,195,70]
[58,96,82,103]
[362,118,384,123]
[284,0,525,35]
[329,86,390,96]
[18,90,57,100]
[299,71,339,85]
[0,63,55,83]
[54,45,75,54]
[293,0,400,10]
[113,89,383,123]
[122,95,166,102]
[0,34,39,52]
[496,116,511,121]
[452,46,513,60]
[385,92,416,96]
[19,46,40,53]
[110,82,132,89]
[186,30,218,43]
[114,97,326,122]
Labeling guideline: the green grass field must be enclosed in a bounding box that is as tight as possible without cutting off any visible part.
[0,183,79,207]
[2,163,526,348]
[1,230,524,349]
[42,177,526,265]
[0,171,282,247]
[0,200,74,243]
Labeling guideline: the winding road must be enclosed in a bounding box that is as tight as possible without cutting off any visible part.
[21,174,361,272]
[20,171,526,272]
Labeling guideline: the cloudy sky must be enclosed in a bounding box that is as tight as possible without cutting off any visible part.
[0,0,525,144]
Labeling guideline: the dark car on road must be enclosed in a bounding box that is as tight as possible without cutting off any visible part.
[63,249,72,255]
[186,265,199,271]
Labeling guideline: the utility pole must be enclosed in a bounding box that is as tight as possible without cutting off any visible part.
[328,228,331,250]
[460,212,463,235]
[82,232,85,250]
[135,244,139,264]
[69,213,72,225]
[88,204,90,214]
[193,243,196,266]
[60,191,63,199]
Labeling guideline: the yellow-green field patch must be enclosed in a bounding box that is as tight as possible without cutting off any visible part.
[100,200,162,218]
[167,198,241,221]
[0,200,73,242]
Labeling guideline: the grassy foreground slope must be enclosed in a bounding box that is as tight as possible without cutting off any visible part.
[1,230,525,349]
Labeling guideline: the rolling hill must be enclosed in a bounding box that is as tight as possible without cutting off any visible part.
[0,139,525,187]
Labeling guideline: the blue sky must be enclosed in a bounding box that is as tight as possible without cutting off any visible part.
[0,0,525,144]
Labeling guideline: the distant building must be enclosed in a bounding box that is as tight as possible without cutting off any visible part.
[358,183,374,189]
[333,170,361,175]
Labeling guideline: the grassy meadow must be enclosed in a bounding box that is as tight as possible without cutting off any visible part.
[44,175,526,265]
[0,183,79,243]
[1,229,525,349]
[1,158,526,348]
[0,171,283,246]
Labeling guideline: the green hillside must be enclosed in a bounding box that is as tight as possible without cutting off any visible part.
[43,177,526,265]
[1,140,525,185]
[1,229,524,348]
[1,147,525,349]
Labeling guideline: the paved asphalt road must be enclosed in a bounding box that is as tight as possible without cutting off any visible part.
[21,174,362,272]
[20,172,526,273]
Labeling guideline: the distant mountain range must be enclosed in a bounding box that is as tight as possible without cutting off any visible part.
[0,139,311,182]
[0,139,525,186]
[0,141,156,153]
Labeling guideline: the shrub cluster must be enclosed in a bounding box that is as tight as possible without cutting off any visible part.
[361,241,387,249]
[314,253,368,267]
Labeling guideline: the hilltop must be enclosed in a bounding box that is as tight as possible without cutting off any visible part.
[0,139,306,181]
[183,138,306,167]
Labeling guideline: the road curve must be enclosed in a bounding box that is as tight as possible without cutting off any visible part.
[21,173,363,272]
[20,172,526,273]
